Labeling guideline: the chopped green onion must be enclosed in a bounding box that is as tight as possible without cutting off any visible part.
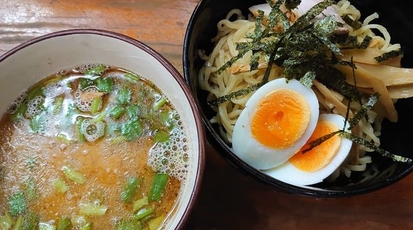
[135,206,154,220]
[117,88,132,105]
[69,216,92,230]
[0,212,13,230]
[91,110,108,123]
[39,222,57,230]
[121,118,143,141]
[160,110,175,130]
[148,174,168,201]
[13,216,23,230]
[53,96,64,114]
[22,212,40,230]
[91,97,103,115]
[70,215,87,228]
[62,166,86,184]
[8,191,27,217]
[110,105,126,120]
[96,77,114,92]
[154,130,170,143]
[0,166,4,181]
[153,96,167,111]
[147,215,165,230]
[57,133,72,144]
[126,105,140,119]
[79,78,95,90]
[57,217,71,230]
[29,112,47,133]
[110,135,127,144]
[75,117,86,142]
[124,73,141,82]
[80,119,106,142]
[85,64,106,76]
[23,177,37,201]
[115,217,142,230]
[53,178,69,194]
[26,86,44,101]
[79,222,92,230]
[121,177,142,203]
[132,196,149,212]
[79,203,108,216]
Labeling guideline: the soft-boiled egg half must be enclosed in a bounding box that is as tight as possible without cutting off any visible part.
[232,78,319,170]
[232,78,353,186]
[264,113,353,186]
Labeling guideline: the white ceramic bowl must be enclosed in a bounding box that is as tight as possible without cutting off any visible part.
[0,29,205,229]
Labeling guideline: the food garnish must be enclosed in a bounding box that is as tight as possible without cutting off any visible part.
[208,0,411,163]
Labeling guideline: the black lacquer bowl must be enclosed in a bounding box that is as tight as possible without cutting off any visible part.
[183,0,413,197]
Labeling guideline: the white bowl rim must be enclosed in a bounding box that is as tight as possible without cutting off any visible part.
[0,28,206,229]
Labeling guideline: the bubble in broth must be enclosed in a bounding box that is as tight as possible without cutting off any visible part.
[0,64,190,229]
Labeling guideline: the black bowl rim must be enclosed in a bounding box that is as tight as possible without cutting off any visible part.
[183,0,413,198]
[0,28,206,229]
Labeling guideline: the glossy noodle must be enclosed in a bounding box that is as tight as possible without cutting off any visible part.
[198,0,412,180]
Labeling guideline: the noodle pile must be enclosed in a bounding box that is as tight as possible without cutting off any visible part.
[198,0,413,179]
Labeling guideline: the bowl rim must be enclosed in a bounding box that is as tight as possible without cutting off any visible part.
[182,0,413,198]
[1,28,206,229]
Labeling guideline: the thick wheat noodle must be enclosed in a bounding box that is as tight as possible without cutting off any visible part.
[198,0,409,175]
[313,80,352,118]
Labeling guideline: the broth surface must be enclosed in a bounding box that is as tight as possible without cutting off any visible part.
[0,64,189,229]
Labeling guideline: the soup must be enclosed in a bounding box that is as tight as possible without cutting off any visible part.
[0,64,190,229]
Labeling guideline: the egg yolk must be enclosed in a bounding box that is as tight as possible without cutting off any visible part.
[251,89,310,149]
[289,119,341,172]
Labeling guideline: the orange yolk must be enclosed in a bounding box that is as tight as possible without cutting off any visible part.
[289,119,341,172]
[251,89,310,149]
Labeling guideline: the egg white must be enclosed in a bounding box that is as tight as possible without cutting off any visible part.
[232,78,319,170]
[264,113,353,186]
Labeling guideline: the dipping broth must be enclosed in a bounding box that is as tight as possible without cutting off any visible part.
[0,64,190,229]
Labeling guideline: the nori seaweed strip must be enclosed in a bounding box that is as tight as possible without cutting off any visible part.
[301,130,341,154]
[217,49,251,75]
[212,1,336,105]
[337,56,364,107]
[292,0,334,30]
[284,0,301,10]
[218,2,287,75]
[341,14,362,30]
[269,0,291,32]
[209,36,283,106]
[347,93,380,129]
[207,83,262,106]
[312,16,342,55]
[375,49,404,62]
[304,128,413,163]
[341,132,412,163]
[313,64,361,101]
[299,71,317,88]
[358,36,372,49]
[250,52,261,71]
[332,34,371,49]
[264,0,289,34]
[207,1,413,164]
[248,8,266,40]
[332,34,359,48]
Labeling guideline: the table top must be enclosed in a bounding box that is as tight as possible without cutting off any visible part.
[1,0,413,229]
